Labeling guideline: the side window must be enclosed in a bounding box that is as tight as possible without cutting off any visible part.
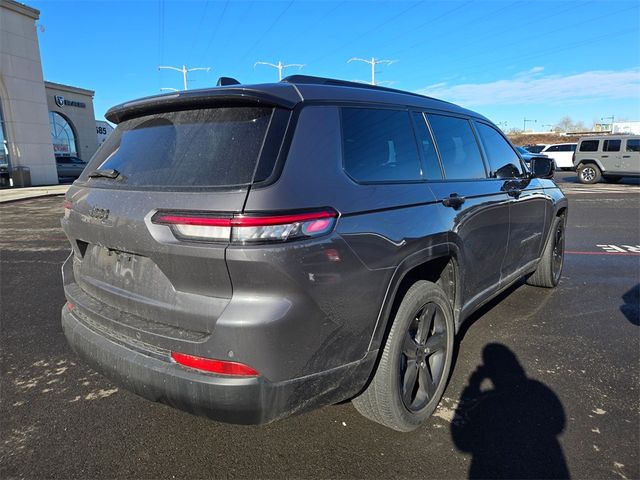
[342,108,422,182]
[475,122,522,178]
[411,112,443,179]
[546,145,560,152]
[603,139,621,152]
[579,140,599,152]
[57,157,70,163]
[427,114,486,179]
[626,139,640,152]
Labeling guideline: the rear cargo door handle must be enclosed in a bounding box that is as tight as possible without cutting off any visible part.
[442,193,465,209]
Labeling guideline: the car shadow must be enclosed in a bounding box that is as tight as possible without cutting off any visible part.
[621,284,639,326]
[451,343,570,479]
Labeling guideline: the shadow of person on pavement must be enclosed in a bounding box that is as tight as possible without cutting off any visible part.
[451,343,570,479]
[621,284,639,326]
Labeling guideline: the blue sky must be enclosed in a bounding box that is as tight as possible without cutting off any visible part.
[32,0,640,130]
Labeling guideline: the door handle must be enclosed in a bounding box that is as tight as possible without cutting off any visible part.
[623,155,631,158]
[442,193,465,209]
[601,155,608,158]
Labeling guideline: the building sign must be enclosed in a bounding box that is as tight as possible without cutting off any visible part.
[53,143,70,153]
[54,95,86,109]
[96,120,114,146]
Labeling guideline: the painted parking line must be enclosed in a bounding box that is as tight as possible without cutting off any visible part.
[565,245,640,256]
[565,250,640,256]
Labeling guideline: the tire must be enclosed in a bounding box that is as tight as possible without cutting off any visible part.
[352,280,455,432]
[577,163,601,184]
[603,175,621,183]
[527,215,566,288]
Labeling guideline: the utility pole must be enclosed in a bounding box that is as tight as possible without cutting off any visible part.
[348,57,396,85]
[523,118,537,132]
[254,61,304,81]
[158,64,211,90]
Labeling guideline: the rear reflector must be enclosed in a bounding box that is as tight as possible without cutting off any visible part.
[63,200,72,219]
[171,352,259,376]
[152,209,338,244]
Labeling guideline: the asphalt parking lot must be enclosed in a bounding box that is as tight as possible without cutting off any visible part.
[1,173,638,479]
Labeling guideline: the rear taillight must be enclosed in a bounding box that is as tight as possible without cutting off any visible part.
[151,209,338,244]
[63,199,72,219]
[171,352,259,376]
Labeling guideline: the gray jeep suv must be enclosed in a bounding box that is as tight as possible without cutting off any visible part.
[61,76,566,431]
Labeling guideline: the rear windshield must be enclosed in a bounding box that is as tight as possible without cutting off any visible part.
[83,107,273,187]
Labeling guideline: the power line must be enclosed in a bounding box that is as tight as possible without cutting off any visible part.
[188,0,212,65]
[199,0,230,65]
[309,0,424,65]
[158,65,211,91]
[347,57,396,85]
[239,0,295,63]
[254,61,304,81]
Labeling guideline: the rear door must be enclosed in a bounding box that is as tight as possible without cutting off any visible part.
[62,106,279,336]
[421,113,510,312]
[602,138,623,171]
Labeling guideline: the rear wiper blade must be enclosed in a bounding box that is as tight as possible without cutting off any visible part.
[88,168,120,179]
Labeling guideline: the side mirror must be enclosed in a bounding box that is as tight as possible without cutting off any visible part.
[530,156,554,179]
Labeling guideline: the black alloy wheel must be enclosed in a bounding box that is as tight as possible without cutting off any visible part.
[400,302,448,412]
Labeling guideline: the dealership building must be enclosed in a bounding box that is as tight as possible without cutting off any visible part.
[0,0,109,187]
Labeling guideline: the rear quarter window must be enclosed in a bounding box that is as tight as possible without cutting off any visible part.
[341,108,422,183]
[84,107,273,188]
[626,139,640,152]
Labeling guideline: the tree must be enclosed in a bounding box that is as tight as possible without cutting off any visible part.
[553,116,587,133]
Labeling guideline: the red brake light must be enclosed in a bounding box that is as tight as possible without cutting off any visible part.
[171,352,259,377]
[152,209,338,243]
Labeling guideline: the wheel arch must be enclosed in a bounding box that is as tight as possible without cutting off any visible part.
[367,244,461,355]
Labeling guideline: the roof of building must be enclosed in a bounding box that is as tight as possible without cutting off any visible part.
[0,0,39,20]
[44,81,95,97]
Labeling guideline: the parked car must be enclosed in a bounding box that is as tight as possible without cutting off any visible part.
[574,135,640,183]
[516,146,549,165]
[540,143,577,170]
[60,75,566,432]
[523,144,547,154]
[56,156,87,180]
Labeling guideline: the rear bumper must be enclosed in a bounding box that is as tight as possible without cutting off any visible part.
[61,306,376,424]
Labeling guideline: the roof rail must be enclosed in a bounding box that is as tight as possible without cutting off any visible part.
[280,74,433,101]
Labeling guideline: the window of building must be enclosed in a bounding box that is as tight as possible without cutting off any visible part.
[49,111,77,157]
[411,112,443,179]
[342,108,422,182]
[603,139,621,152]
[427,114,486,179]
[626,139,640,152]
[0,104,10,188]
[579,140,600,152]
[475,122,522,178]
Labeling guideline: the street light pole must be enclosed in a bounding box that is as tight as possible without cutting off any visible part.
[523,118,537,132]
[254,61,305,81]
[158,64,211,91]
[348,57,396,85]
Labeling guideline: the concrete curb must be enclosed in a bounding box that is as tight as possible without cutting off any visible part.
[0,185,70,204]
